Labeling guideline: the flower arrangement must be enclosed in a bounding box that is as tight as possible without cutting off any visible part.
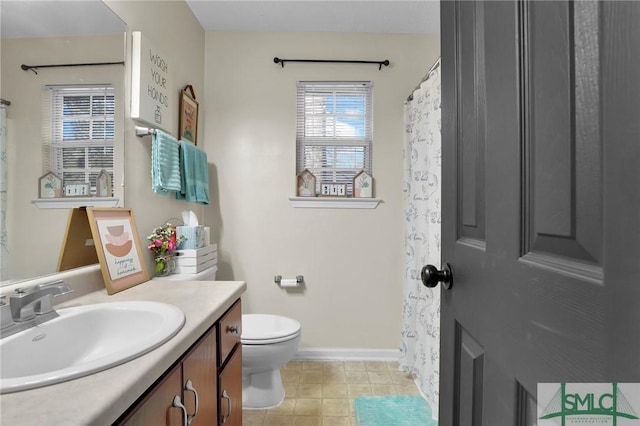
[147,223,186,276]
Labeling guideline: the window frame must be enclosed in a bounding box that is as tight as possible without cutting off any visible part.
[296,81,373,197]
[44,85,115,197]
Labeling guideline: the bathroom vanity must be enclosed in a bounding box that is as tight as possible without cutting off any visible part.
[0,278,245,425]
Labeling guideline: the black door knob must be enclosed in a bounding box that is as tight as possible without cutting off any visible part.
[421,263,453,289]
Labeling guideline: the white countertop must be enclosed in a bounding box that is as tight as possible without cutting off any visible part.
[0,279,246,426]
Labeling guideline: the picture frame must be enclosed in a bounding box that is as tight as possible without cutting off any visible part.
[38,171,63,198]
[320,182,348,197]
[178,85,199,145]
[353,170,373,198]
[64,182,90,197]
[96,169,112,197]
[86,207,149,295]
[296,169,316,197]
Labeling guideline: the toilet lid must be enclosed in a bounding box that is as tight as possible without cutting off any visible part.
[241,314,301,342]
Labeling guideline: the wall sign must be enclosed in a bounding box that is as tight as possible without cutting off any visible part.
[131,31,172,131]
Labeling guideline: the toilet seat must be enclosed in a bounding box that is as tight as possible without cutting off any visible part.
[242,314,301,345]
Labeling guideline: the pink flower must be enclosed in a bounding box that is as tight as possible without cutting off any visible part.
[168,240,175,251]
[154,239,163,247]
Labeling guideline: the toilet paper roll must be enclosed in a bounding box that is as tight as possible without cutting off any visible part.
[280,278,300,288]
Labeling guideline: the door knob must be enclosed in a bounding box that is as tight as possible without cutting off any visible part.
[421,263,453,289]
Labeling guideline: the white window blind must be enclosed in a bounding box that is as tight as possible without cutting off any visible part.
[43,85,115,196]
[296,81,373,196]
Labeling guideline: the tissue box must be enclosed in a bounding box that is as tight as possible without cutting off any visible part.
[176,225,207,250]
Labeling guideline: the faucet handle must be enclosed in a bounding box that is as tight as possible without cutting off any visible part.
[36,280,72,293]
[34,280,73,315]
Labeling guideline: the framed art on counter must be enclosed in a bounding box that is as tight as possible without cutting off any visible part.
[86,207,149,294]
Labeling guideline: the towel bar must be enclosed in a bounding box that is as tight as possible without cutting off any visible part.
[135,126,157,137]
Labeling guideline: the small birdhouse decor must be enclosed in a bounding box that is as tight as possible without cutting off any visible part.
[38,171,63,198]
[353,170,373,198]
[296,169,316,197]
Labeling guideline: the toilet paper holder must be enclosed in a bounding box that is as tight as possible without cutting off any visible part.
[274,275,304,286]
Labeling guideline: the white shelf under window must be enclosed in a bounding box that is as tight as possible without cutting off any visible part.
[288,197,381,209]
[32,197,120,209]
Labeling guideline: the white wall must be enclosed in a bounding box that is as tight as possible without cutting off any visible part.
[204,31,439,349]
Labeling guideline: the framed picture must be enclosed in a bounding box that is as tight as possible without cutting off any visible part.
[296,169,316,197]
[178,85,199,145]
[353,170,373,198]
[96,169,112,197]
[320,182,347,197]
[64,183,90,197]
[86,207,149,295]
[38,171,63,198]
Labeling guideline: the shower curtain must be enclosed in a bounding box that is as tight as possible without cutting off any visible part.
[0,106,8,281]
[399,63,441,420]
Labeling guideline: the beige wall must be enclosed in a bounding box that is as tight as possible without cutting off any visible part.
[204,31,439,349]
[3,0,440,351]
[1,34,125,280]
[105,0,207,271]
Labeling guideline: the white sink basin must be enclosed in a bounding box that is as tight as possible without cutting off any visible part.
[0,301,185,393]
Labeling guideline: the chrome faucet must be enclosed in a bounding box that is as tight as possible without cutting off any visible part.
[10,280,73,321]
[1,280,73,338]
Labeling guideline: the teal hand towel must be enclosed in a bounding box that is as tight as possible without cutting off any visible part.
[176,140,210,204]
[151,129,181,194]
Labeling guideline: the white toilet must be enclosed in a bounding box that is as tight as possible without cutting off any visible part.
[241,314,302,409]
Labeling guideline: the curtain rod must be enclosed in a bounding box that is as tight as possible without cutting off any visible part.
[21,61,125,75]
[406,56,441,102]
[274,57,390,70]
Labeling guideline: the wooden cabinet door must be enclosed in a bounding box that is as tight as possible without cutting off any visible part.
[182,326,218,426]
[219,346,242,426]
[218,300,242,367]
[120,365,184,426]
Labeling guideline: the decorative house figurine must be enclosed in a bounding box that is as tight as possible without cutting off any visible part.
[353,170,373,198]
[38,171,63,198]
[96,169,112,197]
[296,169,316,197]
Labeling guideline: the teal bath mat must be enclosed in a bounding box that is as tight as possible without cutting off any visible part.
[354,395,437,426]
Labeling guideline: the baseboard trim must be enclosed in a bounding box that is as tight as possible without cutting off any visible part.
[293,347,400,362]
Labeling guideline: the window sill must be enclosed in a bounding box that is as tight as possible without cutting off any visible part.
[32,197,120,209]
[288,197,381,209]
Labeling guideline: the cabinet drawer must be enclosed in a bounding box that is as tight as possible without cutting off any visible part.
[218,300,242,366]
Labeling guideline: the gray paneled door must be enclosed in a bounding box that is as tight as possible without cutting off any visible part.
[437,1,640,424]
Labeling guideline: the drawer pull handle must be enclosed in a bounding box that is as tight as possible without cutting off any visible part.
[184,379,199,424]
[172,395,188,426]
[227,325,239,334]
[221,390,232,423]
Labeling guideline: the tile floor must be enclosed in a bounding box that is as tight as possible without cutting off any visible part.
[242,360,421,426]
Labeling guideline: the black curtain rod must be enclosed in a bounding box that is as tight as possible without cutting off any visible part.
[274,57,390,70]
[21,61,125,75]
